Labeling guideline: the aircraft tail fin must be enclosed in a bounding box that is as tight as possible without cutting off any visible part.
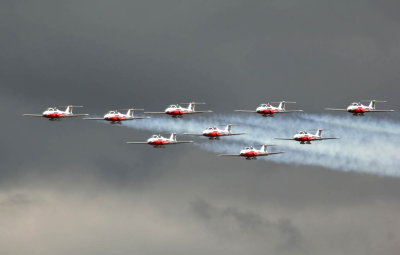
[361,100,387,109]
[271,101,296,110]
[224,124,234,132]
[181,102,206,111]
[170,133,177,141]
[260,144,277,153]
[120,108,144,117]
[61,105,83,114]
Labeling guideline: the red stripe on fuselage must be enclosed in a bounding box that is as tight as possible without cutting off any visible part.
[105,116,127,121]
[348,108,369,113]
[257,109,278,114]
[203,132,225,137]
[241,152,260,157]
[148,140,168,145]
[166,110,189,115]
[295,136,316,141]
[44,113,65,119]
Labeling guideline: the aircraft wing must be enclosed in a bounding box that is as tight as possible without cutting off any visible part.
[234,110,257,113]
[120,117,151,120]
[189,110,213,114]
[315,137,340,140]
[230,133,247,136]
[217,154,241,156]
[126,142,148,144]
[253,152,285,157]
[367,110,395,112]
[267,152,285,155]
[83,118,105,120]
[132,116,151,119]
[22,114,43,117]
[174,141,194,144]
[325,108,347,111]
[183,133,203,136]
[144,112,165,114]
[274,110,303,113]
[274,138,295,140]
[65,114,90,117]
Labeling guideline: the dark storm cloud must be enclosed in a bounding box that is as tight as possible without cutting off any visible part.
[190,198,303,252]
[1,0,400,254]
[1,0,400,111]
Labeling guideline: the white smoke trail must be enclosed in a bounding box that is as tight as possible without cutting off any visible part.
[122,113,400,177]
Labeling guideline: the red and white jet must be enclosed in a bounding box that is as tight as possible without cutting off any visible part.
[145,102,212,118]
[184,124,246,140]
[83,108,150,124]
[23,105,89,120]
[126,133,193,148]
[325,100,394,116]
[235,101,303,117]
[275,129,339,144]
[218,144,284,160]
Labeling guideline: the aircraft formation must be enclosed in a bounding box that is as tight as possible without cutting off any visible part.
[23,100,395,160]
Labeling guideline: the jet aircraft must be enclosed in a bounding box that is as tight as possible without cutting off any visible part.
[235,101,303,117]
[126,133,193,148]
[23,105,89,120]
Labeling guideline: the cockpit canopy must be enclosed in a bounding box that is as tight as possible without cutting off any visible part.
[107,111,117,114]
[244,146,254,150]
[151,135,161,139]
[206,127,217,130]
[259,103,272,107]
[298,131,306,134]
[351,102,360,106]
[168,105,181,109]
[46,107,58,111]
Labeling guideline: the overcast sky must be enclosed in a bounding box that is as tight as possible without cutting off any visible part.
[1,1,400,255]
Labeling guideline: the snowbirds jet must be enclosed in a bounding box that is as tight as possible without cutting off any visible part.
[23,105,89,120]
[144,102,212,118]
[325,100,394,116]
[83,108,150,124]
[126,133,193,148]
[184,124,246,140]
[218,144,284,160]
[234,101,303,117]
[275,129,339,144]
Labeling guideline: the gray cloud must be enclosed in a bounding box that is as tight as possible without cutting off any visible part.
[1,0,400,254]
[190,198,304,253]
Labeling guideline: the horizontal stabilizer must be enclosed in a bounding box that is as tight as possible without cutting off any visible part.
[189,110,213,113]
[361,100,387,102]
[368,110,395,112]
[274,110,303,113]
[174,141,194,144]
